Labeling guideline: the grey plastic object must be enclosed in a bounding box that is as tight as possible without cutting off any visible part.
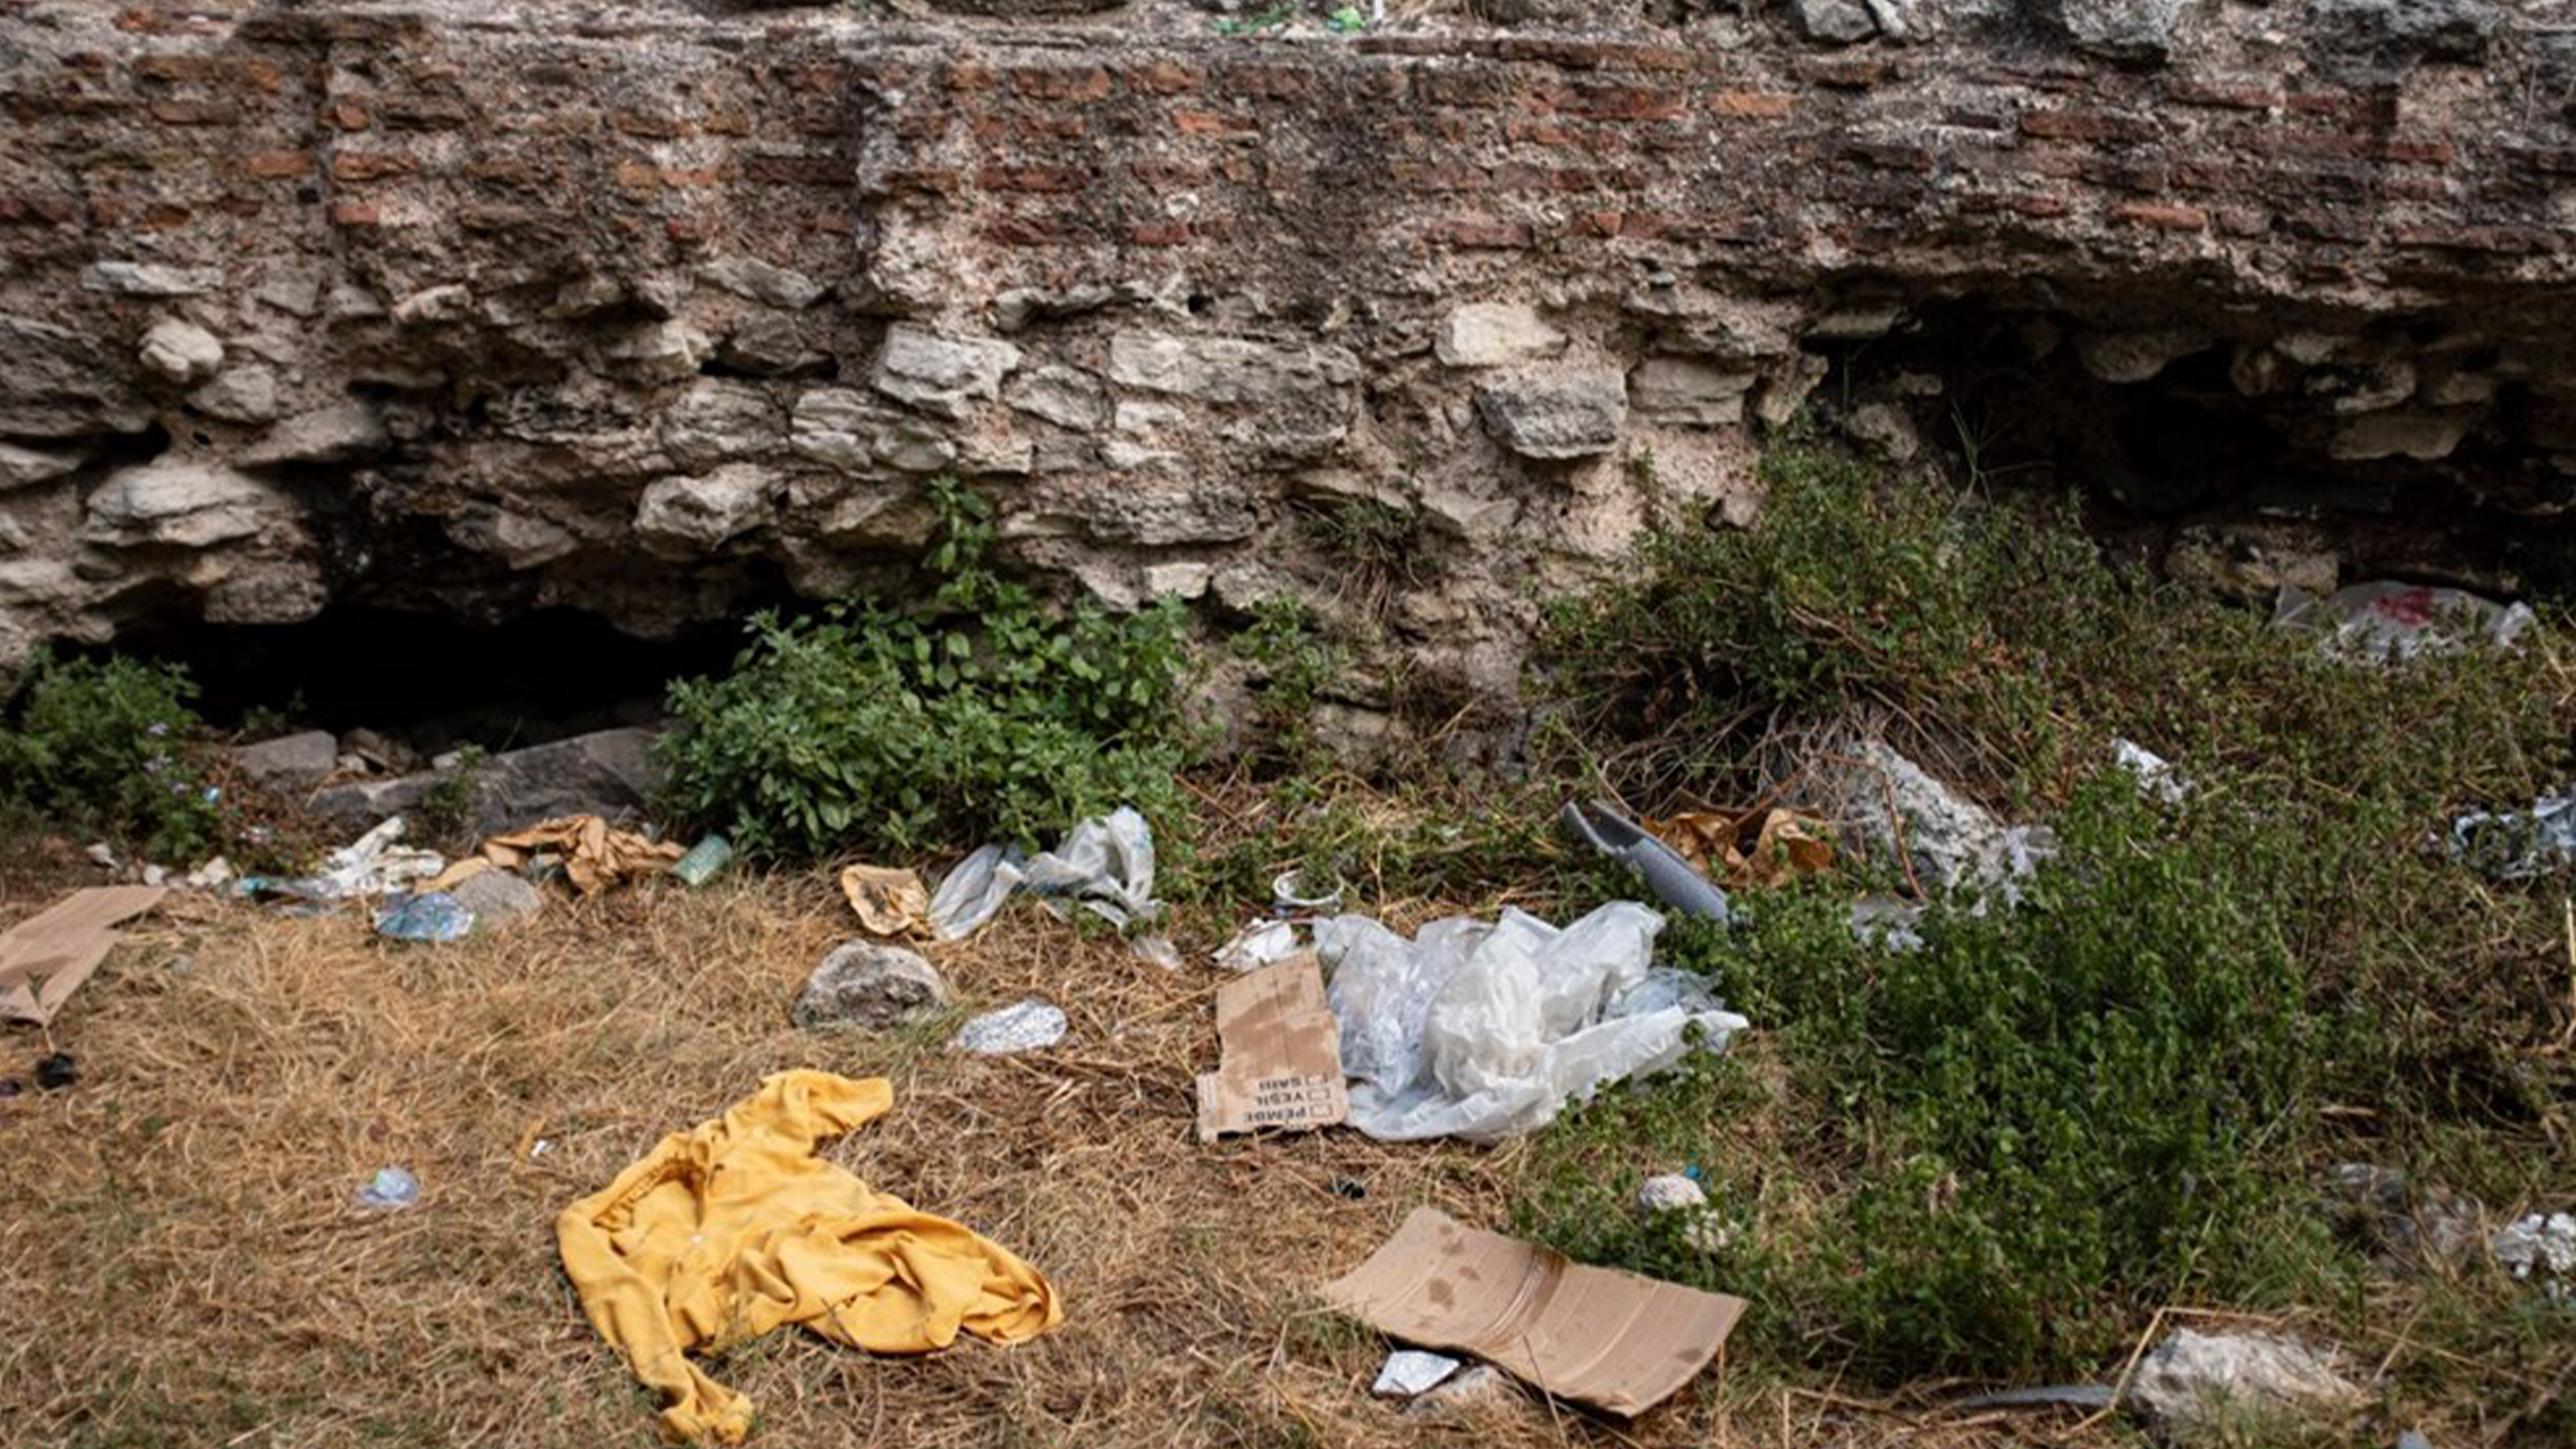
[1561,800,1733,923]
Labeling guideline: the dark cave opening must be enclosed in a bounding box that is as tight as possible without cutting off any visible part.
[101,606,757,756]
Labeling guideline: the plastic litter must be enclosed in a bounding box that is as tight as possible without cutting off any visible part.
[2447,787,2576,881]
[2114,738,2190,804]
[374,891,475,943]
[1848,895,1926,952]
[2274,580,2536,661]
[1637,1173,1708,1213]
[1315,901,1748,1143]
[315,816,445,898]
[953,999,1068,1055]
[355,1166,420,1212]
[1272,869,1343,915]
[929,808,1164,949]
[1372,1349,1463,1397]
[2492,1211,2576,1294]
[672,833,734,887]
[1214,918,1305,972]
[1561,801,1734,922]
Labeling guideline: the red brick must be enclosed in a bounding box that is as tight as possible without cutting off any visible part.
[1129,221,1189,246]
[2022,108,2155,143]
[331,151,415,182]
[323,99,371,131]
[976,163,1087,193]
[1123,59,1203,96]
[744,153,852,187]
[1172,107,1254,137]
[614,110,690,140]
[2164,78,2280,111]
[330,199,383,226]
[2110,200,2207,230]
[1217,63,1312,101]
[2390,223,2553,255]
[614,161,718,191]
[1568,82,1685,122]
[0,193,79,226]
[1011,64,1113,103]
[984,214,1063,246]
[1709,91,1794,120]
[149,98,237,126]
[233,150,312,179]
[1420,70,1508,109]
[1505,116,1578,146]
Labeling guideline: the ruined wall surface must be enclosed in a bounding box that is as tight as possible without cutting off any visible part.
[6,0,2576,731]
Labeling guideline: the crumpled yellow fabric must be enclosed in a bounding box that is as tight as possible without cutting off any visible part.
[557,1071,1063,1443]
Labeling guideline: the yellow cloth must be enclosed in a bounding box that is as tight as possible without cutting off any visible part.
[557,1072,1062,1443]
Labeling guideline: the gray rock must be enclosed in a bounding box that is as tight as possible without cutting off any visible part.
[2126,1329,2366,1435]
[719,314,823,376]
[1815,740,2006,893]
[1005,364,1108,431]
[604,320,713,380]
[203,561,328,625]
[139,319,224,384]
[309,726,662,837]
[871,324,1020,420]
[1795,0,1879,45]
[700,255,825,311]
[1081,485,1257,546]
[636,465,774,555]
[445,506,579,569]
[790,387,881,470]
[451,867,544,927]
[2328,1163,2483,1271]
[660,379,779,470]
[1106,330,1362,408]
[2053,0,2189,64]
[2331,413,2471,462]
[232,730,339,790]
[239,404,389,465]
[1475,372,1628,459]
[2315,0,2499,72]
[1629,358,1757,426]
[0,313,154,438]
[1435,304,1567,369]
[82,261,219,297]
[391,283,472,327]
[2077,330,2211,384]
[190,364,279,425]
[83,459,287,549]
[794,941,950,1030]
[953,999,1067,1054]
[0,442,85,492]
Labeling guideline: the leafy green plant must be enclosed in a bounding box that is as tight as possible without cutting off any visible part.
[1230,596,1350,781]
[0,650,223,860]
[414,744,488,850]
[657,479,1193,859]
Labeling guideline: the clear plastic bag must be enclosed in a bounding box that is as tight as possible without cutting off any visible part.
[1318,902,1747,1143]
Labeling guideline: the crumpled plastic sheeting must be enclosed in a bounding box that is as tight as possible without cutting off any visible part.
[246,816,444,902]
[1315,902,1748,1143]
[2274,581,2537,662]
[928,808,1162,941]
[2448,788,2576,881]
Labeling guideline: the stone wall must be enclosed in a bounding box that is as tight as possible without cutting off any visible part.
[5,0,2576,735]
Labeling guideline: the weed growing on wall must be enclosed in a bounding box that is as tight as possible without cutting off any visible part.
[658,480,1193,859]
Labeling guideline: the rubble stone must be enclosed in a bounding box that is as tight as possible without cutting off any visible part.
[794,941,950,1030]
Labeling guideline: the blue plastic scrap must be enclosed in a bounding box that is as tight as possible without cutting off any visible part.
[374,892,474,943]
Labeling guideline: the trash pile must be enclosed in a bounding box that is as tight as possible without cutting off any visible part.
[2274,580,2536,661]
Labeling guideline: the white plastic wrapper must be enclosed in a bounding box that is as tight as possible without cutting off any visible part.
[2274,581,2536,662]
[1315,902,1748,1143]
[928,807,1161,942]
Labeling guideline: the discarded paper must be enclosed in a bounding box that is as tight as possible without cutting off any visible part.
[466,815,683,896]
[1195,954,1351,1144]
[1322,1206,1746,1416]
[1652,807,1836,889]
[0,885,167,1026]
[839,862,932,936]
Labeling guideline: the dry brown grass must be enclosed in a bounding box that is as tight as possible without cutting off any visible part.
[0,873,2116,1448]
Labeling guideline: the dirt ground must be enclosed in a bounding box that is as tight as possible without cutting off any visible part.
[0,870,2125,1448]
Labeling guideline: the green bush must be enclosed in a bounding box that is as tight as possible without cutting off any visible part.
[0,650,223,860]
[657,480,1193,859]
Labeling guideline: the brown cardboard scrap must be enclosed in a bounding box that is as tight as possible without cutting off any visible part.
[1194,954,1350,1144]
[1320,1206,1747,1417]
[478,815,683,896]
[838,863,931,937]
[0,885,168,1026]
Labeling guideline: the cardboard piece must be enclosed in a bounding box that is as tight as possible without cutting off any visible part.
[1320,1206,1747,1417]
[0,885,167,1026]
[1194,953,1350,1143]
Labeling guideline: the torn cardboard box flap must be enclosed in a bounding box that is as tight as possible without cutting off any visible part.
[0,885,167,1026]
[1194,953,1350,1144]
[1321,1206,1746,1417]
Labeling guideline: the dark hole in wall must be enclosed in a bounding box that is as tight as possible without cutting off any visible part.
[1817,298,2576,602]
[101,606,756,756]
